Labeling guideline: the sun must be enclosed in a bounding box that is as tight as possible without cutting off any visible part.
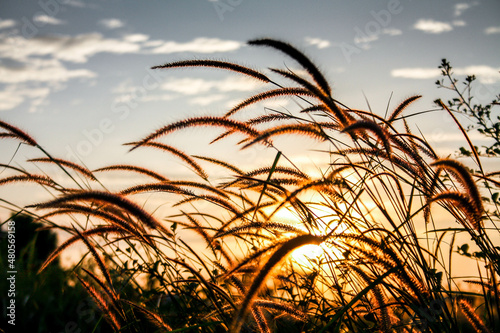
[290,243,325,268]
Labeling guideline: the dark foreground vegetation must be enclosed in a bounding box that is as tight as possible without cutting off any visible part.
[1,39,499,332]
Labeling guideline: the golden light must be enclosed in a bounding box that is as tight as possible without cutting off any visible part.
[290,243,324,267]
[268,200,351,270]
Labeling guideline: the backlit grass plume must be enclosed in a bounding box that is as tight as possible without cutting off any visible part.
[1,38,498,333]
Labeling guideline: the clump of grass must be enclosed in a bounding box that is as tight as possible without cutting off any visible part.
[1,38,499,332]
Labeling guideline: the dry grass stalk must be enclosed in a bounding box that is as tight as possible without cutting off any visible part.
[94,164,168,181]
[2,38,498,332]
[0,119,38,146]
[151,59,270,83]
[29,157,97,181]
[459,299,492,333]
[230,234,324,333]
[248,38,331,97]
[75,274,122,331]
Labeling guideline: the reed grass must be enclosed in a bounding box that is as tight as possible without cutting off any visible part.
[1,38,498,332]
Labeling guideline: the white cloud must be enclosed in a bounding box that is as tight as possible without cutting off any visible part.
[111,78,176,104]
[64,0,87,7]
[348,27,402,50]
[0,86,24,111]
[354,33,379,46]
[457,66,500,84]
[25,88,52,112]
[0,19,16,30]
[0,33,141,63]
[391,68,441,79]
[0,33,243,64]
[113,90,175,104]
[33,14,66,25]
[160,76,262,95]
[0,84,51,112]
[454,2,478,17]
[215,76,263,92]
[99,18,124,29]
[485,26,500,35]
[0,31,244,111]
[223,97,290,110]
[143,40,164,47]
[189,94,226,106]
[124,34,149,43]
[0,58,96,83]
[161,78,213,95]
[413,19,453,34]
[0,58,95,112]
[258,98,291,109]
[112,78,136,94]
[382,28,402,36]
[305,37,330,49]
[351,26,401,49]
[151,37,241,54]
[391,65,500,84]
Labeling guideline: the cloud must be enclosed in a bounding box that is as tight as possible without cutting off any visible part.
[124,34,149,43]
[351,27,402,49]
[0,86,25,111]
[151,37,241,54]
[391,65,500,84]
[33,14,66,25]
[305,37,330,49]
[161,78,214,95]
[0,58,95,112]
[454,2,478,17]
[0,84,51,112]
[143,40,164,47]
[413,19,453,34]
[0,31,244,111]
[214,76,263,92]
[99,18,124,29]
[189,94,226,106]
[150,76,264,106]
[459,66,500,84]
[111,78,177,104]
[112,78,137,94]
[391,68,441,79]
[160,76,262,95]
[1,33,243,64]
[0,33,142,63]
[485,26,500,35]
[64,0,87,7]
[382,28,402,36]
[354,33,379,46]
[113,90,175,104]
[0,19,16,30]
[0,59,96,84]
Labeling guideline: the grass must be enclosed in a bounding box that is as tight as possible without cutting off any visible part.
[1,38,499,332]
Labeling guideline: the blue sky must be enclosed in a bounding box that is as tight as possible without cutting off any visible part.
[0,0,499,174]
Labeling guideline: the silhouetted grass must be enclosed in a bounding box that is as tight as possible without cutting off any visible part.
[1,39,498,332]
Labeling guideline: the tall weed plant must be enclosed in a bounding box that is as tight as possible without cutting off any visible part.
[1,39,499,332]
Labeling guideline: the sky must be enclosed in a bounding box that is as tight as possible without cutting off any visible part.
[0,0,499,208]
[0,0,499,273]
[1,0,499,158]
